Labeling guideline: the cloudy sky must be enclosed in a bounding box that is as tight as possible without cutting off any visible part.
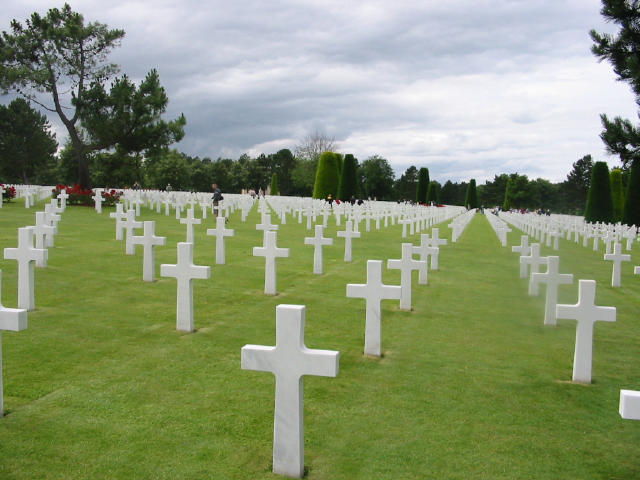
[1,0,637,184]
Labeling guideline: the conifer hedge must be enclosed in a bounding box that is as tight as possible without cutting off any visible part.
[337,153,358,200]
[312,151,340,199]
[584,161,614,223]
[416,167,429,204]
[623,160,640,226]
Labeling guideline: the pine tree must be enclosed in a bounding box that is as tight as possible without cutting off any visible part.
[584,161,614,223]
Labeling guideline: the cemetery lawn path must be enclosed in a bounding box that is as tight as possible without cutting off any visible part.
[0,200,638,479]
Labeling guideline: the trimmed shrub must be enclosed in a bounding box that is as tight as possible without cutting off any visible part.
[465,179,478,209]
[416,167,429,204]
[270,173,279,195]
[338,154,358,200]
[312,151,340,199]
[584,161,614,223]
[610,168,624,222]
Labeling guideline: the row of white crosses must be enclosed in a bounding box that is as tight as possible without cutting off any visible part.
[512,234,617,384]
[0,196,63,415]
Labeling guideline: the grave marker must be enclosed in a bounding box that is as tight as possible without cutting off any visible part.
[530,256,574,326]
[206,216,235,265]
[3,227,47,311]
[131,221,166,282]
[123,209,143,255]
[304,225,333,274]
[387,243,426,311]
[346,260,401,356]
[160,242,211,332]
[241,304,339,478]
[336,220,361,262]
[603,242,631,287]
[180,207,202,243]
[556,279,616,383]
[253,231,290,295]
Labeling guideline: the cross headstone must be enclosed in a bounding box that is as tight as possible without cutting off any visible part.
[110,203,126,240]
[336,220,361,262]
[206,216,235,265]
[180,208,202,243]
[427,228,447,270]
[3,227,47,311]
[603,242,631,287]
[512,235,531,278]
[33,211,55,259]
[160,242,211,332]
[256,213,279,245]
[92,189,104,214]
[346,260,402,356]
[253,231,290,295]
[520,243,548,296]
[241,304,339,478]
[304,225,333,274]
[131,221,167,282]
[387,243,426,311]
[123,209,143,255]
[556,279,616,383]
[57,189,69,209]
[413,234,438,285]
[530,256,574,326]
[0,270,27,417]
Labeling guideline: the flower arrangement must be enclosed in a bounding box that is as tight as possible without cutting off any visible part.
[52,184,121,207]
[1,184,17,202]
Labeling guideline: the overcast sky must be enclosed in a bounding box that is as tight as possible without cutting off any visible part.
[1,0,637,184]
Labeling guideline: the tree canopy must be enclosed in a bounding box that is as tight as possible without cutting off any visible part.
[0,4,184,187]
[0,98,57,184]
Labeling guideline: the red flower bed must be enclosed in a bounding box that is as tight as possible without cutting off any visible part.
[52,184,121,207]
[0,184,16,202]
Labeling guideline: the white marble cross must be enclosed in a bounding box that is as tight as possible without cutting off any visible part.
[0,270,27,417]
[387,243,426,311]
[520,243,548,295]
[43,203,61,234]
[530,256,574,326]
[336,220,361,262]
[253,231,290,295]
[426,228,447,270]
[3,227,47,311]
[512,235,531,278]
[33,211,55,257]
[556,279,616,383]
[604,242,631,287]
[56,189,69,209]
[131,221,166,282]
[346,260,401,356]
[180,207,202,243]
[160,242,211,332]
[206,216,235,265]
[92,189,104,214]
[304,225,333,274]
[109,203,126,240]
[413,234,438,285]
[241,304,339,478]
[256,213,279,244]
[123,209,143,255]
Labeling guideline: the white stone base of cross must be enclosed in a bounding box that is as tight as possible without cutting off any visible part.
[620,390,640,420]
[241,304,339,479]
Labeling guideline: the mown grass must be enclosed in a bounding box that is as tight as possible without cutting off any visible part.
[0,198,639,479]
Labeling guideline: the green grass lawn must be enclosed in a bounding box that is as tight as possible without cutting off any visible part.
[0,199,639,479]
